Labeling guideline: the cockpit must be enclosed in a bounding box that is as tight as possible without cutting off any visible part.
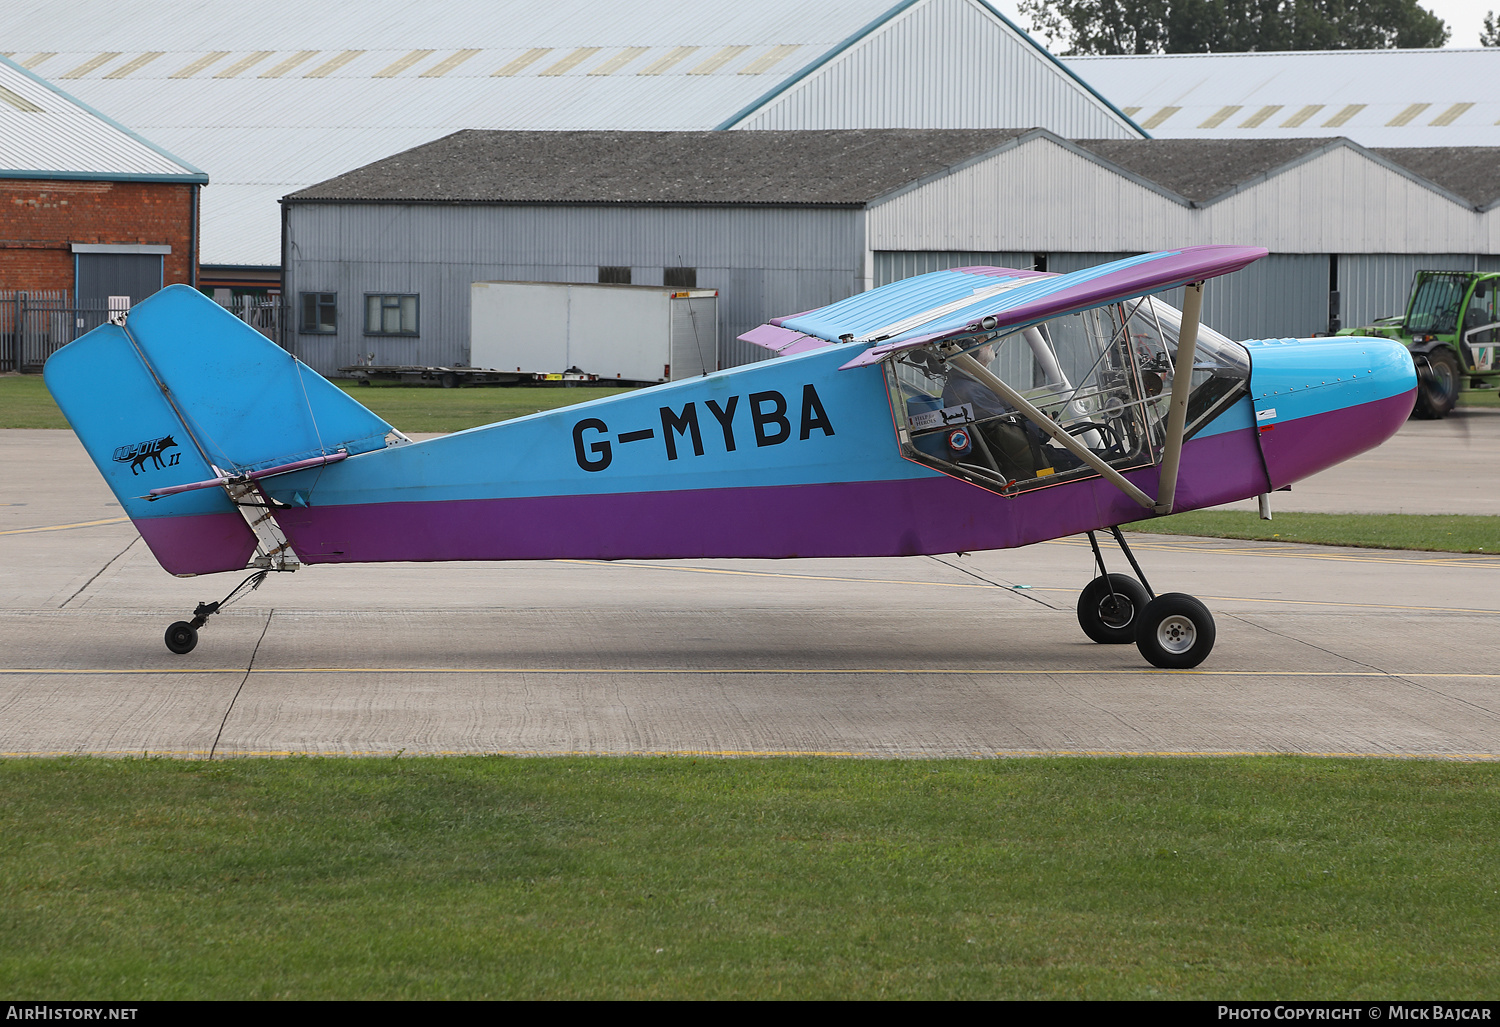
[884,296,1251,494]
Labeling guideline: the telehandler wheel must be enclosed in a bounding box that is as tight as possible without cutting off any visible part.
[1077,573,1150,644]
[1413,348,1459,419]
[1135,593,1216,669]
[164,621,199,655]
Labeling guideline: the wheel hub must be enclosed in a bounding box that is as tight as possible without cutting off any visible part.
[1098,596,1136,629]
[1156,614,1197,653]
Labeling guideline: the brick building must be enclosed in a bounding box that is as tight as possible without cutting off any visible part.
[1,54,206,368]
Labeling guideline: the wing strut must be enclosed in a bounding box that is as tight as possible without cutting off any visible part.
[944,348,1156,510]
[1152,281,1204,515]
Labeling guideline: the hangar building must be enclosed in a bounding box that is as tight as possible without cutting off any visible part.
[0,55,206,371]
[0,0,1143,286]
[282,128,1500,376]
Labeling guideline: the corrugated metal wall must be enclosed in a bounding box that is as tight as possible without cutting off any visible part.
[285,203,864,375]
[867,136,1485,254]
[1339,254,1500,330]
[874,250,1034,285]
[735,0,1138,138]
[877,249,1333,341]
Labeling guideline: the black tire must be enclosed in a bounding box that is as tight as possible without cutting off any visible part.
[164,621,198,655]
[440,372,458,389]
[1413,348,1459,419]
[1077,573,1151,644]
[1135,593,1216,669]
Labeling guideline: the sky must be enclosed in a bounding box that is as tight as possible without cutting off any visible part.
[986,0,1494,48]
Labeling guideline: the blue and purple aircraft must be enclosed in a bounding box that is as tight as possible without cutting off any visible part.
[45,245,1416,668]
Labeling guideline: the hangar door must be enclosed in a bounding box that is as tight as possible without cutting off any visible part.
[75,249,165,306]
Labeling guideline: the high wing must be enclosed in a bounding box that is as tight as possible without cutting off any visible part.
[739,246,1267,367]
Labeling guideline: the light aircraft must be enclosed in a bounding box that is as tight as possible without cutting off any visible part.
[44,245,1416,668]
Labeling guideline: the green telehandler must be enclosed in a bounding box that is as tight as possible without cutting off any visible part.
[1338,270,1500,418]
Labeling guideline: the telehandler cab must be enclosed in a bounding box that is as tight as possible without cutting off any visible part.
[1339,270,1500,418]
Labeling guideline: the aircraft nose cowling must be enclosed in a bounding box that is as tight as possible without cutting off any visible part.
[1244,336,1416,489]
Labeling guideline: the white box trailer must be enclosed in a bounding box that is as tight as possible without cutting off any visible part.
[470,281,719,384]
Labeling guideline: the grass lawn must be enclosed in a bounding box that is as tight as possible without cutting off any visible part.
[0,374,72,429]
[331,380,639,433]
[1144,510,1498,553]
[1,756,1496,999]
[0,374,639,432]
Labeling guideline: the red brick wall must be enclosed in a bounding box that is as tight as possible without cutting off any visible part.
[0,179,198,294]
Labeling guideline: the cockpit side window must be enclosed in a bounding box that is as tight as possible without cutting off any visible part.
[885,297,1250,495]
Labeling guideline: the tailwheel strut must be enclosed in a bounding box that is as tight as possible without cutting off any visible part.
[163,569,269,655]
[1077,528,1215,669]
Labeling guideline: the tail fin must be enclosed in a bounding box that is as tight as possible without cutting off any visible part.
[44,286,393,575]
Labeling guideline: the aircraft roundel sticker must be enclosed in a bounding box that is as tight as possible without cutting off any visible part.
[947,428,972,455]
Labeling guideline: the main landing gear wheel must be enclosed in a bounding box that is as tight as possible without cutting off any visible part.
[1135,593,1216,669]
[164,621,199,655]
[1077,573,1150,644]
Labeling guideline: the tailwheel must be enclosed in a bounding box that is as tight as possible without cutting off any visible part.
[1077,573,1150,644]
[164,621,199,655]
[1135,593,1216,669]
[161,569,269,655]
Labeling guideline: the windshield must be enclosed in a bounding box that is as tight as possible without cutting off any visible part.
[1407,273,1470,335]
[885,296,1250,495]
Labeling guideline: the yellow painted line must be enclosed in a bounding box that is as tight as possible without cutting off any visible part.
[0,516,130,536]
[2,748,1496,762]
[569,559,1500,615]
[2,667,1498,679]
[1047,535,1500,567]
[1026,588,1500,616]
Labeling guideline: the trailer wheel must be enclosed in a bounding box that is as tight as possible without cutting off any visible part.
[441,372,458,389]
[1413,348,1459,419]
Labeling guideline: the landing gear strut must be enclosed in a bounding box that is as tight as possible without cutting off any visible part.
[163,570,269,655]
[1077,528,1216,669]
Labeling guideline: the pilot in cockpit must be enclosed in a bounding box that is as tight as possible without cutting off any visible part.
[942,342,1052,482]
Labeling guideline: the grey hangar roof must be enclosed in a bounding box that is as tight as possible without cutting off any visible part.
[285,129,1032,206]
[286,129,1500,213]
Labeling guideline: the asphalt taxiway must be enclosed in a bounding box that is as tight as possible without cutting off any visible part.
[2,411,1497,759]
